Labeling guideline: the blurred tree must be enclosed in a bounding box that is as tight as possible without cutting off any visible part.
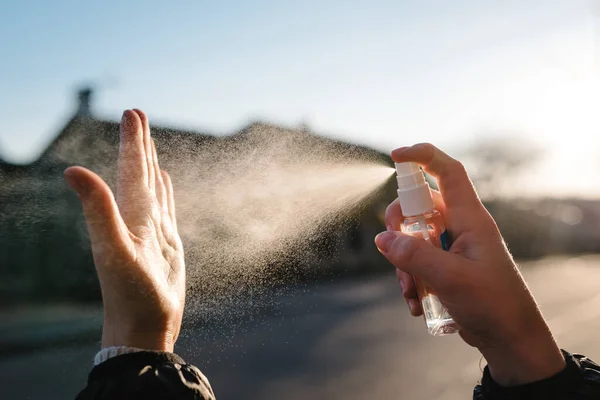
[455,134,548,258]
[458,134,542,199]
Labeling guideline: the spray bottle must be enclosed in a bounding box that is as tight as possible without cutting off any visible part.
[395,162,459,336]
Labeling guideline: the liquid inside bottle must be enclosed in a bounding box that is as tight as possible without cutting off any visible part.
[401,210,459,336]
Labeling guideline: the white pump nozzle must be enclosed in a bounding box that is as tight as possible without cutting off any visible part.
[395,162,434,217]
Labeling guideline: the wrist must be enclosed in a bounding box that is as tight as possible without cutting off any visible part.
[102,323,175,352]
[479,323,565,386]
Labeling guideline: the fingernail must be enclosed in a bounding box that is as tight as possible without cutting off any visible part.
[386,224,393,232]
[375,231,397,253]
[399,279,406,294]
[407,299,414,313]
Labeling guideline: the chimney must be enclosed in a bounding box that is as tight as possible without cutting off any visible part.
[76,86,93,117]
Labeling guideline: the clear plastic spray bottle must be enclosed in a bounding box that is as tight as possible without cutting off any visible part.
[395,162,459,336]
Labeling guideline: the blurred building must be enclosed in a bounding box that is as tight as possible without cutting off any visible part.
[488,198,600,259]
[0,89,393,305]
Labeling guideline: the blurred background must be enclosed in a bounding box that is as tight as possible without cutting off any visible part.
[1,0,600,399]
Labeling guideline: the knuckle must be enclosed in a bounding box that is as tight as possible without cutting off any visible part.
[412,143,436,161]
[480,212,499,231]
[449,159,467,175]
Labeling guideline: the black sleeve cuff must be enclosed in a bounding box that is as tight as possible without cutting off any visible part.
[474,350,600,399]
[88,351,186,381]
[77,351,215,400]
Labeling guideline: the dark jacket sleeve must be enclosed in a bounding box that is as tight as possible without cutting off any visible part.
[473,350,600,399]
[75,351,215,400]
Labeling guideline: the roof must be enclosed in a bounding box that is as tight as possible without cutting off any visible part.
[1,85,390,172]
[229,121,390,166]
[35,115,216,168]
[0,114,387,171]
[0,113,392,205]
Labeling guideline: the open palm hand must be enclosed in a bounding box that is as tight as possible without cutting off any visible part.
[64,109,184,351]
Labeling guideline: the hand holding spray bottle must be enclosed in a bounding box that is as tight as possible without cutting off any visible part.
[395,162,459,336]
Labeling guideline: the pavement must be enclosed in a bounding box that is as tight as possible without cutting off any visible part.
[1,255,600,400]
[0,305,102,357]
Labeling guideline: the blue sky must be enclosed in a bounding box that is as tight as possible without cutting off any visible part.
[1,0,598,196]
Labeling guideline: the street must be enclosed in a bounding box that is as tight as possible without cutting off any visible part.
[2,256,600,400]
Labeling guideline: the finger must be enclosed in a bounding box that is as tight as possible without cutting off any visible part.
[385,199,403,231]
[407,298,423,316]
[385,190,446,231]
[375,230,462,286]
[391,143,486,226]
[118,110,147,188]
[117,110,150,225]
[151,140,168,213]
[161,170,177,229]
[64,167,129,254]
[132,109,155,191]
[431,190,446,216]
[396,269,418,300]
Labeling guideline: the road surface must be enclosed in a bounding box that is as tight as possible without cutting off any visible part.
[2,255,600,400]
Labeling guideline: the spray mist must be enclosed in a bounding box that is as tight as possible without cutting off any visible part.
[395,162,458,336]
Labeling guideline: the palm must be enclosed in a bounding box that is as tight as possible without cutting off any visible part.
[65,109,185,351]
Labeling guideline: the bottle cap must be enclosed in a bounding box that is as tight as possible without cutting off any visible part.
[395,162,435,217]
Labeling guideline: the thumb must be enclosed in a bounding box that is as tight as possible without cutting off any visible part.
[64,166,126,248]
[375,231,460,286]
